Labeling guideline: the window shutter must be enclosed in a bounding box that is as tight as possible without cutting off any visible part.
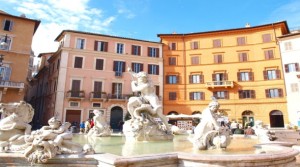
[156,48,159,57]
[147,47,150,57]
[265,89,270,98]
[237,72,241,81]
[278,89,283,97]
[131,63,134,72]
[276,70,281,79]
[249,72,254,81]
[147,65,151,74]
[251,90,256,98]
[201,92,205,100]
[2,20,5,30]
[296,63,300,72]
[9,20,13,31]
[166,76,169,84]
[138,46,141,55]
[96,59,103,70]
[213,92,217,98]
[238,91,243,99]
[113,61,117,71]
[141,64,144,71]
[131,45,134,55]
[189,75,192,83]
[189,92,193,100]
[112,83,115,94]
[122,62,126,72]
[263,71,267,80]
[225,91,229,99]
[156,65,159,75]
[104,42,108,51]
[200,75,204,83]
[94,41,98,51]
[264,50,269,59]
[212,74,216,81]
[284,64,289,73]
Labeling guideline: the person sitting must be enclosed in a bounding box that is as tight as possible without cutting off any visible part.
[79,121,85,134]
[244,126,255,136]
[233,125,244,134]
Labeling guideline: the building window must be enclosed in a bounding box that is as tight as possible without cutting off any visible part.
[263,69,281,80]
[238,52,248,62]
[190,41,199,49]
[3,19,13,31]
[131,62,143,73]
[148,64,159,75]
[148,47,159,57]
[166,75,178,84]
[284,41,292,51]
[71,79,81,97]
[191,56,199,65]
[262,34,272,43]
[189,92,204,100]
[93,81,103,98]
[92,102,101,108]
[214,54,223,63]
[265,88,283,98]
[212,73,228,82]
[113,61,125,76]
[237,72,253,81]
[0,66,11,81]
[264,50,274,59]
[0,35,11,50]
[76,38,85,49]
[74,57,83,68]
[116,43,124,54]
[213,91,229,99]
[154,85,160,96]
[291,83,299,92]
[213,39,221,48]
[112,83,122,97]
[169,42,176,50]
[95,59,104,70]
[284,63,299,73]
[238,90,255,99]
[169,57,177,65]
[94,41,108,52]
[237,37,246,46]
[132,45,141,56]
[69,101,80,107]
[169,92,177,100]
[189,74,204,84]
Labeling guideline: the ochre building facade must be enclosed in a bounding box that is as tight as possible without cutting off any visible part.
[158,21,290,128]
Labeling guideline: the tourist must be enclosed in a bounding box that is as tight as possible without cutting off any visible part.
[230,121,238,134]
[244,126,255,136]
[85,119,91,133]
[79,121,85,134]
[233,125,244,134]
[90,118,94,128]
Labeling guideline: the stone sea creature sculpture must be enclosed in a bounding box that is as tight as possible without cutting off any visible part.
[24,117,94,164]
[87,109,111,137]
[0,101,34,152]
[124,68,173,141]
[253,120,277,142]
[192,97,231,150]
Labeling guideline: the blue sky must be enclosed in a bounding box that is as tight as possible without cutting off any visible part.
[1,0,300,55]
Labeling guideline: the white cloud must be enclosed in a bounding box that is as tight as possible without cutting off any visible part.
[4,0,115,55]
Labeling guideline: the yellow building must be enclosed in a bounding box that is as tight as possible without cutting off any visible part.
[158,21,290,128]
[0,11,40,103]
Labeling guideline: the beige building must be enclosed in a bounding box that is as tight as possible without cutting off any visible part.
[158,21,290,128]
[30,30,163,130]
[0,11,40,103]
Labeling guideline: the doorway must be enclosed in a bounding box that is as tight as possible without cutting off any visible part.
[242,110,254,128]
[66,110,81,129]
[269,110,284,128]
[110,106,123,132]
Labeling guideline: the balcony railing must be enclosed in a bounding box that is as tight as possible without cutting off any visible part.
[66,90,85,100]
[115,71,123,77]
[89,92,107,101]
[0,80,25,94]
[107,94,132,101]
[205,81,234,88]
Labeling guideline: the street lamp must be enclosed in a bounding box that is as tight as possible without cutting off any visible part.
[0,34,8,66]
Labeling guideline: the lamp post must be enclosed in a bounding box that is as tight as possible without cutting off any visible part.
[0,34,8,66]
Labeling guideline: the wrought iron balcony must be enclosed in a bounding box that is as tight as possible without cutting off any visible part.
[115,71,123,77]
[66,90,85,100]
[0,80,24,94]
[89,91,107,101]
[107,93,132,101]
[205,81,234,88]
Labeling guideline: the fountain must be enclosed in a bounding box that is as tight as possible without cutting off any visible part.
[0,72,299,166]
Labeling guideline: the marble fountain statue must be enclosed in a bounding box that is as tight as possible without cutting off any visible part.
[0,74,299,166]
[87,109,111,137]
